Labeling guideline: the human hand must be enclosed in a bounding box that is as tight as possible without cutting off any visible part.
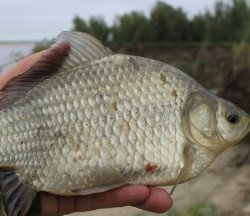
[39,185,172,215]
[3,50,172,216]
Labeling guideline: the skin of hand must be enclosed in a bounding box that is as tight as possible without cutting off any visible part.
[2,51,173,216]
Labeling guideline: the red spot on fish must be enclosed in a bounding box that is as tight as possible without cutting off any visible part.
[145,163,157,172]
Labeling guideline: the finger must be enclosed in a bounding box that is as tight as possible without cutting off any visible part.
[40,192,59,216]
[74,184,150,212]
[0,51,45,89]
[40,185,173,215]
[57,195,76,216]
[40,185,150,215]
[136,187,173,213]
[40,192,78,216]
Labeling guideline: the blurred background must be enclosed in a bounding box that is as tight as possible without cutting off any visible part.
[1,0,250,215]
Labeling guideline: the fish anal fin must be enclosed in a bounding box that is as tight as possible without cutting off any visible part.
[0,170,37,216]
[170,144,197,195]
[0,41,70,109]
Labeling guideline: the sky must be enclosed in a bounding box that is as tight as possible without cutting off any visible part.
[0,0,220,41]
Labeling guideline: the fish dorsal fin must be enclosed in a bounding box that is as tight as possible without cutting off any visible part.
[0,31,112,110]
[0,170,37,216]
[57,31,113,72]
[0,41,70,109]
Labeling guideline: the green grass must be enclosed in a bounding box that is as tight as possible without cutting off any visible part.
[111,41,242,50]
[167,203,219,216]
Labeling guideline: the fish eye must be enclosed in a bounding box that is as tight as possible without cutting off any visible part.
[226,113,239,124]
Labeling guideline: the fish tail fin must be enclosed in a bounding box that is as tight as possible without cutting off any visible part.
[0,191,7,216]
[0,170,38,216]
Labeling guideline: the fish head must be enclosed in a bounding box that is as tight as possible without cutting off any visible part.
[215,98,250,145]
[184,90,250,153]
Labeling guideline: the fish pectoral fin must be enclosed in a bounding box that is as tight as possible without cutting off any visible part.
[71,182,126,195]
[170,144,197,195]
[57,31,113,72]
[0,170,37,216]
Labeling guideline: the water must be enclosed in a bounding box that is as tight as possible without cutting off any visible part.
[0,42,35,72]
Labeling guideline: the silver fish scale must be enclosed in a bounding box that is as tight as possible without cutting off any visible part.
[0,54,201,195]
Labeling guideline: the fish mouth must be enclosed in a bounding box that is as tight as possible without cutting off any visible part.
[233,115,250,145]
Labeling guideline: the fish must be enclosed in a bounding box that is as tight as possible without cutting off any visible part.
[0,31,249,216]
